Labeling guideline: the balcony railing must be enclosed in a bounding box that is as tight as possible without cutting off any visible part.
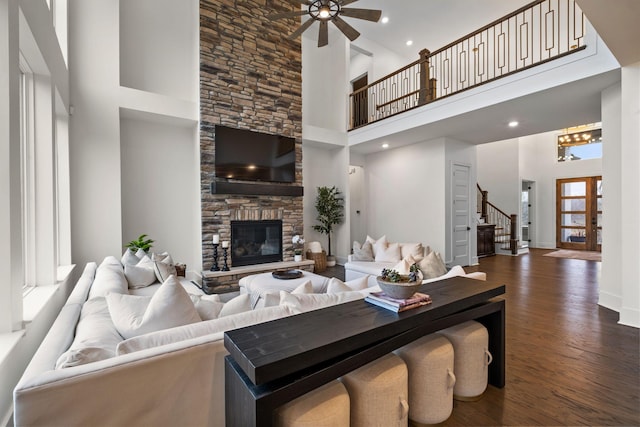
[349,0,586,130]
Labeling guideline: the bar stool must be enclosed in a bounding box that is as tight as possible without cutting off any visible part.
[438,320,493,401]
[394,334,456,425]
[273,380,350,427]
[340,353,409,427]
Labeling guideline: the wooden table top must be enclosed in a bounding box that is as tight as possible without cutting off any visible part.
[224,276,505,385]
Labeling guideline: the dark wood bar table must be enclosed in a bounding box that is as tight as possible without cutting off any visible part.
[224,276,506,426]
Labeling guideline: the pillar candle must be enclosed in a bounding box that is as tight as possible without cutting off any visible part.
[222,240,229,248]
[212,234,220,244]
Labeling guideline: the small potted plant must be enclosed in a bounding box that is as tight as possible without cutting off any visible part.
[292,234,305,262]
[377,264,422,299]
[125,234,154,253]
[312,186,344,267]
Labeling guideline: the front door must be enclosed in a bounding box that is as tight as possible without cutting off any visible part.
[452,163,471,266]
[556,176,602,251]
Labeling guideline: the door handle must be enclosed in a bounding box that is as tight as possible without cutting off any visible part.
[467,226,471,231]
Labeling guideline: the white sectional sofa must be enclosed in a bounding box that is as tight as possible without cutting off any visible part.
[14,249,486,426]
[12,257,367,427]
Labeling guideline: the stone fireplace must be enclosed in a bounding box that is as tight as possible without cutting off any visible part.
[199,0,303,272]
[231,220,283,267]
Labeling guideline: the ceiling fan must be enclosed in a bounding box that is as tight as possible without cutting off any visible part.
[267,0,382,47]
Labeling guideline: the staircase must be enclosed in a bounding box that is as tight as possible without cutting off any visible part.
[477,184,528,256]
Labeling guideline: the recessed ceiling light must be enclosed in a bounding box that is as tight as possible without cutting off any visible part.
[381,16,389,24]
[406,40,413,46]
[508,121,519,127]
[382,143,389,149]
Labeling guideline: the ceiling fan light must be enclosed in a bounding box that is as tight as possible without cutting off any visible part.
[319,6,330,18]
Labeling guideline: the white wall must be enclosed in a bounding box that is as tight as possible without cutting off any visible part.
[119,0,198,101]
[477,139,520,216]
[350,36,411,83]
[302,34,349,134]
[364,139,447,253]
[68,0,122,265]
[618,63,640,327]
[120,117,200,273]
[599,82,622,315]
[302,144,349,262]
[349,165,367,244]
[68,0,200,271]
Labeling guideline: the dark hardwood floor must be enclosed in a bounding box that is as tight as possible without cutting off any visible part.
[324,249,640,426]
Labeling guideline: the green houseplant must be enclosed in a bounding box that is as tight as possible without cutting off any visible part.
[125,234,154,253]
[312,186,344,266]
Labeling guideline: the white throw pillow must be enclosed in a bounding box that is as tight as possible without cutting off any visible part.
[189,295,225,320]
[107,275,201,339]
[366,235,387,257]
[124,255,157,289]
[55,297,123,369]
[88,256,128,300]
[135,248,147,259]
[351,241,374,261]
[291,280,313,294]
[121,249,140,266]
[418,251,448,279]
[218,293,252,317]
[279,290,365,313]
[152,251,175,265]
[116,305,295,355]
[400,243,424,261]
[375,242,401,263]
[327,276,370,294]
[153,259,178,283]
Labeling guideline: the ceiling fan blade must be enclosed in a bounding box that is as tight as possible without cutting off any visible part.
[318,20,328,47]
[340,7,382,22]
[288,18,315,40]
[339,0,359,5]
[332,15,360,41]
[284,0,312,5]
[267,10,309,20]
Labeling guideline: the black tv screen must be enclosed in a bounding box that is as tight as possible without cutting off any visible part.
[214,125,296,183]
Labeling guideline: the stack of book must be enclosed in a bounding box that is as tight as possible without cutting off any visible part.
[365,291,432,312]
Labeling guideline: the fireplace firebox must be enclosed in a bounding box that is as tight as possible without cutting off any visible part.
[231,220,283,267]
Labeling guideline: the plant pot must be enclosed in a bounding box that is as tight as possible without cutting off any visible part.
[326,256,336,267]
[376,276,422,299]
[294,254,303,262]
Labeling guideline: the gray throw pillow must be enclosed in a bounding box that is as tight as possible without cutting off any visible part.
[352,241,374,261]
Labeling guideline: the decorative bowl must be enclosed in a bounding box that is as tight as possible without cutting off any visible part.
[376,276,422,299]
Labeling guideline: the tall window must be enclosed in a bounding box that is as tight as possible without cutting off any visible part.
[19,62,36,291]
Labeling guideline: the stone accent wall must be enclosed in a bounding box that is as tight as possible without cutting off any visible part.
[200,0,303,270]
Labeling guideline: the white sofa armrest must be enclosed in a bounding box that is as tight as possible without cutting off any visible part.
[464,271,487,281]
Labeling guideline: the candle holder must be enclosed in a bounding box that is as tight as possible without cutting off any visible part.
[222,246,230,271]
[210,243,220,271]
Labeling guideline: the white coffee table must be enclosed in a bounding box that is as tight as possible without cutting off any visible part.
[239,270,331,307]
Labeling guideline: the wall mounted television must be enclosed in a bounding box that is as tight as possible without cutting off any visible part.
[214,125,296,183]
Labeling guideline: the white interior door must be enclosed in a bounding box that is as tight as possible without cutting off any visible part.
[452,163,471,266]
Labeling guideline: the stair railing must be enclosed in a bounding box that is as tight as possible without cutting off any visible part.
[477,184,518,254]
[349,0,586,130]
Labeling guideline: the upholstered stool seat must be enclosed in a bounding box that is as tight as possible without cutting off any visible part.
[274,380,350,427]
[438,320,493,401]
[394,334,456,425]
[340,353,409,427]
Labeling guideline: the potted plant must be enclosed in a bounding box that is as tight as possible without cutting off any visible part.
[125,234,154,253]
[292,234,305,262]
[312,186,344,267]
